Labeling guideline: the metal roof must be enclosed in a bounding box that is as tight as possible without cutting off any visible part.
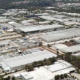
[40,28,80,42]
[1,50,57,70]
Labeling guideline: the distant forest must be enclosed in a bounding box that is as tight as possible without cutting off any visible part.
[0,0,80,9]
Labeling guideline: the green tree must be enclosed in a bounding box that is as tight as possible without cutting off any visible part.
[28,65,34,71]
[12,76,15,80]
[32,61,37,67]
[60,74,64,79]
[64,74,68,78]
[47,60,52,65]
[55,75,59,80]
[47,44,51,47]
[39,42,43,46]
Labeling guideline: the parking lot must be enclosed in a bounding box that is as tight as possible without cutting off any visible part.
[71,73,80,80]
[0,68,3,74]
[0,47,43,60]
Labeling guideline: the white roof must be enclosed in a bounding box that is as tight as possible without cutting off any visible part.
[0,62,11,71]
[52,44,68,49]
[39,15,56,21]
[0,19,10,23]
[46,60,75,73]
[38,21,50,24]
[1,50,57,70]
[13,73,20,78]
[0,40,10,46]
[40,28,80,42]
[61,44,80,53]
[64,21,79,25]
[18,24,63,32]
[12,60,75,80]
[20,72,33,80]
[72,53,80,57]
[7,29,13,32]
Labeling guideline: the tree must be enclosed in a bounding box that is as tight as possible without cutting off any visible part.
[49,21,54,25]
[32,61,37,67]
[47,60,52,65]
[25,65,29,71]
[12,76,15,80]
[57,50,59,55]
[49,57,56,63]
[47,44,51,47]
[7,76,10,80]
[60,74,64,79]
[38,61,44,66]
[43,59,47,65]
[39,42,43,46]
[64,74,68,78]
[55,75,59,80]
[28,65,34,71]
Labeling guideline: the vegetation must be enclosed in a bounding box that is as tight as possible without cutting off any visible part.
[49,21,54,25]
[0,0,54,9]
[55,74,68,80]
[0,0,80,9]
[25,57,56,71]
[47,44,51,47]
[12,76,16,80]
[58,53,80,73]
[35,18,45,22]
[53,7,80,14]
[0,76,14,80]
[39,42,43,46]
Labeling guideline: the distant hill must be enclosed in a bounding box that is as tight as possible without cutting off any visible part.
[0,0,80,9]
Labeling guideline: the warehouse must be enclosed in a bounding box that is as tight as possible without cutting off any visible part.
[20,72,33,80]
[52,44,68,50]
[13,60,75,80]
[11,38,39,49]
[0,49,57,72]
[40,28,80,42]
[10,22,64,33]
[0,32,22,41]
[60,44,80,53]
[17,24,64,34]
[0,23,13,30]
[0,40,10,47]
[72,53,80,57]
[45,60,75,74]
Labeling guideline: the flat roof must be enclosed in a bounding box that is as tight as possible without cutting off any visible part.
[0,49,57,70]
[52,44,68,49]
[18,24,64,32]
[40,28,80,42]
[12,39,38,48]
[19,60,75,80]
[20,72,33,80]
[61,44,80,53]
[45,60,75,73]
[72,53,80,57]
[0,23,13,28]
[0,40,10,46]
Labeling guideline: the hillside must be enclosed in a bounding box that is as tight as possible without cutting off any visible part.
[0,0,80,9]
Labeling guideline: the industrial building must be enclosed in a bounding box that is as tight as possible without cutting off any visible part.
[52,44,68,50]
[11,38,39,49]
[9,22,64,34]
[16,24,64,34]
[40,28,80,42]
[0,48,57,72]
[0,40,10,47]
[0,32,22,41]
[46,60,75,73]
[0,23,13,30]
[13,60,75,80]
[61,44,80,53]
